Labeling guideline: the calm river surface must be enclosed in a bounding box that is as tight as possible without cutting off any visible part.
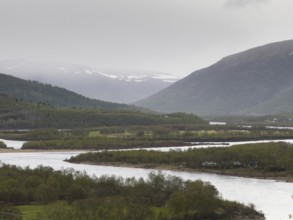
[1,139,293,220]
[0,138,26,149]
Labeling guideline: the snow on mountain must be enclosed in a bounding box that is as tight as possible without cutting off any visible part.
[0,60,179,103]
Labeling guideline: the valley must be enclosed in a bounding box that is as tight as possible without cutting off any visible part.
[1,38,293,220]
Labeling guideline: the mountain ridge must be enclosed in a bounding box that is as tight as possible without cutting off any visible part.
[135,39,293,116]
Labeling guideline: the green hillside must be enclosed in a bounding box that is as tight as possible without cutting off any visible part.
[0,94,205,129]
[0,73,133,110]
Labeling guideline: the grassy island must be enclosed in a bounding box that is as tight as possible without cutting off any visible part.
[7,123,293,151]
[67,142,293,181]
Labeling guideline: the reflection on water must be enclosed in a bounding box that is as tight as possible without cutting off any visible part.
[0,150,293,220]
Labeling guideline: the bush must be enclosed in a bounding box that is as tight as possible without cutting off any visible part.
[0,141,7,149]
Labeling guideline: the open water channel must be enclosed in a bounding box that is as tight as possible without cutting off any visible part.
[1,138,293,220]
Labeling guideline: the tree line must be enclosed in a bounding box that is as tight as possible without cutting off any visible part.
[68,142,293,174]
[0,165,262,220]
[0,94,205,129]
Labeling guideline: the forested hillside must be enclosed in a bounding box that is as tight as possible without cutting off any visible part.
[0,73,134,110]
[0,94,205,129]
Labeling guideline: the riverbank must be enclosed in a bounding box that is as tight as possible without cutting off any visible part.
[0,148,88,153]
[2,147,291,183]
[0,148,291,219]
[73,161,293,183]
[67,142,293,184]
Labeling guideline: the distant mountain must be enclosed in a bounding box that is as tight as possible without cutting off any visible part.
[136,39,293,116]
[0,73,136,111]
[0,60,179,103]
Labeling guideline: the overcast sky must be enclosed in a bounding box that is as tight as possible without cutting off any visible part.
[0,0,292,77]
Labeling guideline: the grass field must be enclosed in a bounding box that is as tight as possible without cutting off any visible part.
[16,204,47,220]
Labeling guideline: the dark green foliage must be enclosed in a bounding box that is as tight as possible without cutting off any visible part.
[0,165,262,220]
[18,123,293,150]
[167,181,220,219]
[0,73,134,110]
[68,142,293,173]
[0,94,205,129]
[0,203,22,220]
[0,141,7,149]
[22,137,187,150]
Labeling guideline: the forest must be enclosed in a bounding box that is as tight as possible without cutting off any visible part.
[0,165,263,220]
[67,142,293,178]
[0,94,205,129]
[0,73,133,110]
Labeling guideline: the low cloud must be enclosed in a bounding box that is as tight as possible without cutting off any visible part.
[225,0,270,7]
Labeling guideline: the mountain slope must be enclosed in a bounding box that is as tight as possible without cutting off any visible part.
[0,94,205,129]
[136,39,293,115]
[0,60,179,103]
[0,73,135,111]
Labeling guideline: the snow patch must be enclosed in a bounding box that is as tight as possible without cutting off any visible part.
[99,72,118,79]
[162,79,177,83]
[84,69,93,75]
[152,74,179,80]
[99,73,179,83]
[127,75,147,80]
[134,79,146,82]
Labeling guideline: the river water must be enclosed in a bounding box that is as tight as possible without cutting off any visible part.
[0,138,26,149]
[1,139,293,220]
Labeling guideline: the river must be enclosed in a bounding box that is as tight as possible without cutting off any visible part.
[1,139,293,220]
[0,138,26,149]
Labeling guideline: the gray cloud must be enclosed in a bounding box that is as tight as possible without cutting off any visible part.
[0,0,291,77]
[225,0,270,7]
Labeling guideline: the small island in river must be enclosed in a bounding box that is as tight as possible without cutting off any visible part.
[67,142,293,182]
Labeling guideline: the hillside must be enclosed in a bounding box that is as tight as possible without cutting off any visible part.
[0,73,134,110]
[0,60,179,103]
[136,39,293,116]
[0,94,205,129]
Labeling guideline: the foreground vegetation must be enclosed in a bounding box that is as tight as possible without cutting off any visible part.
[68,142,293,180]
[0,165,263,220]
